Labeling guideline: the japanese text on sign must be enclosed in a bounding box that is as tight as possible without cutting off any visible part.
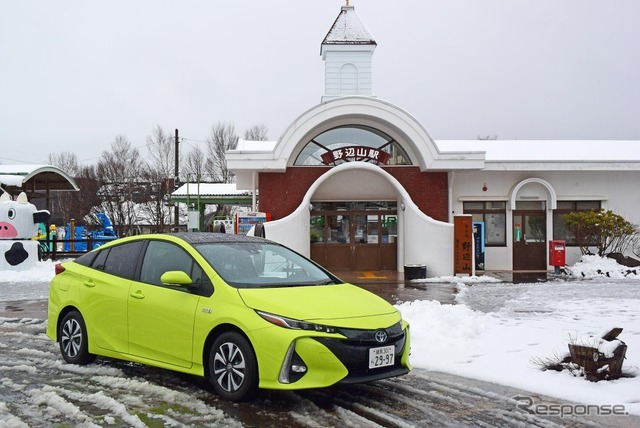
[321,146,390,165]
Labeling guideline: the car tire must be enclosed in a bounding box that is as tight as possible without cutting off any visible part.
[59,311,96,365]
[208,331,258,402]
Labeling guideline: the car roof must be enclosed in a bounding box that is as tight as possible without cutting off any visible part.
[167,232,268,245]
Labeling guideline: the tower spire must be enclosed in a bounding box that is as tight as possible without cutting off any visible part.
[320,2,377,101]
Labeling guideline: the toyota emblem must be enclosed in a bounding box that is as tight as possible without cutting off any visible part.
[374,330,388,343]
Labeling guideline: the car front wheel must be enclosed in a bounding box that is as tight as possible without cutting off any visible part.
[59,311,96,365]
[208,331,258,401]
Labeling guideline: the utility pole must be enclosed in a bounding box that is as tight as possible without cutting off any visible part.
[174,128,180,230]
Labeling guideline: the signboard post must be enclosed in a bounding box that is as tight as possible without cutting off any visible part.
[454,215,473,276]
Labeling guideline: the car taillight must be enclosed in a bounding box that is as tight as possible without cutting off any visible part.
[54,263,66,275]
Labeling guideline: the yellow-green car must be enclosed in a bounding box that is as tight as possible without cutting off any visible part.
[46,233,411,401]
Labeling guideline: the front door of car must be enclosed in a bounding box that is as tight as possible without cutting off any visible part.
[128,240,201,368]
[128,282,199,367]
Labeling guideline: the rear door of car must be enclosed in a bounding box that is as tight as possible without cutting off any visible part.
[127,240,203,368]
[81,241,145,353]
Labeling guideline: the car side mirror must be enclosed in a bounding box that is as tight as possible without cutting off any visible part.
[160,270,193,286]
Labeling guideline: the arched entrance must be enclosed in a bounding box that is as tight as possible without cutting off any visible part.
[305,163,401,271]
[310,201,398,270]
[509,178,557,270]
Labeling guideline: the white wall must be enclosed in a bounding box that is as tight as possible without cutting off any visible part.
[260,162,455,277]
[451,169,640,270]
[323,49,373,99]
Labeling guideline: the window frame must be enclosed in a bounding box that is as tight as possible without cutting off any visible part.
[553,201,602,246]
[463,201,507,247]
[139,239,213,297]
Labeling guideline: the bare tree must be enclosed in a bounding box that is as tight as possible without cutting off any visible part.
[145,125,174,178]
[46,152,88,224]
[46,151,81,176]
[139,167,173,233]
[136,126,175,232]
[183,146,207,182]
[205,121,238,183]
[96,135,144,236]
[244,124,269,141]
[69,165,102,225]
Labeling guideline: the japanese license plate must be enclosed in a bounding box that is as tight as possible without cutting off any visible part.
[368,345,395,369]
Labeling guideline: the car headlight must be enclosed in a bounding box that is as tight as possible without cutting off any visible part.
[256,311,337,334]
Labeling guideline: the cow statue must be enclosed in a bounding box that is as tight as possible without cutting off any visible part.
[0,191,51,270]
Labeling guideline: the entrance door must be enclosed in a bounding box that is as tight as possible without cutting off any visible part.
[513,207,547,270]
[310,202,397,271]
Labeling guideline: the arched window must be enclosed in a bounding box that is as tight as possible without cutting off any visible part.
[339,63,358,94]
[293,126,412,166]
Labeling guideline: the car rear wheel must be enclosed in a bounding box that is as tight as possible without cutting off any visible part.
[208,332,258,401]
[59,311,96,365]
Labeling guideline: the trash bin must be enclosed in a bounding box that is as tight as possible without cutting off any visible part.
[405,264,427,281]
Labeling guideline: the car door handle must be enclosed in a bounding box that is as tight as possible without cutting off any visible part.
[83,280,95,288]
[130,290,145,299]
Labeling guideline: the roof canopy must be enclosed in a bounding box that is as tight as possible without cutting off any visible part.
[0,164,79,195]
[171,183,253,205]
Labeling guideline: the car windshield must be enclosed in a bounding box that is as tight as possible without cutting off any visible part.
[194,241,339,288]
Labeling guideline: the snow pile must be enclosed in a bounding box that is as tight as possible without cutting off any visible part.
[0,260,57,302]
[0,259,57,284]
[398,256,640,415]
[564,254,640,279]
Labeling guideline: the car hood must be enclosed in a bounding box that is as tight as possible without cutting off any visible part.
[238,283,399,326]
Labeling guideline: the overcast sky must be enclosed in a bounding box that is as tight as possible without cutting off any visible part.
[2,0,638,166]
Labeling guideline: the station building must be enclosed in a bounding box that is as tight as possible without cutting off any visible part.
[227,5,640,277]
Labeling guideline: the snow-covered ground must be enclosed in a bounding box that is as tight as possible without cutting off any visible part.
[405,255,640,416]
[1,255,639,416]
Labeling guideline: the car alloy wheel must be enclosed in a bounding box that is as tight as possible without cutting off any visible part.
[209,332,257,401]
[59,311,96,365]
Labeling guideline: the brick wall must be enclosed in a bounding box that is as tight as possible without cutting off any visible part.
[258,166,449,222]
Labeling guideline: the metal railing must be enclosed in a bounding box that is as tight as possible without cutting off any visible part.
[37,237,117,260]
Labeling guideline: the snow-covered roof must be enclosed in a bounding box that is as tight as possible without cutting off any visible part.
[234,139,277,153]
[172,183,251,197]
[321,5,376,47]
[0,164,79,190]
[436,140,640,164]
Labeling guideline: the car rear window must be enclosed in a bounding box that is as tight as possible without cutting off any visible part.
[91,241,144,280]
[74,251,97,267]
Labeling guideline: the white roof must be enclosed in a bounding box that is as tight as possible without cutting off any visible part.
[436,140,640,163]
[172,183,251,197]
[234,139,277,153]
[322,6,376,46]
[0,164,79,189]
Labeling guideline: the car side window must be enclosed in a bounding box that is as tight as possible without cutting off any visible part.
[140,240,196,286]
[190,262,214,297]
[93,241,144,280]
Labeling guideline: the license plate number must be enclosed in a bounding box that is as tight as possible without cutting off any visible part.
[369,345,395,369]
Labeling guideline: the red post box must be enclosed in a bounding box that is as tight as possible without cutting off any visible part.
[549,240,566,273]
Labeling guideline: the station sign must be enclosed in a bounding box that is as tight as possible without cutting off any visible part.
[321,146,390,165]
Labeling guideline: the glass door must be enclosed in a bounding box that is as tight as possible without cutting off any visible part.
[309,202,397,271]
